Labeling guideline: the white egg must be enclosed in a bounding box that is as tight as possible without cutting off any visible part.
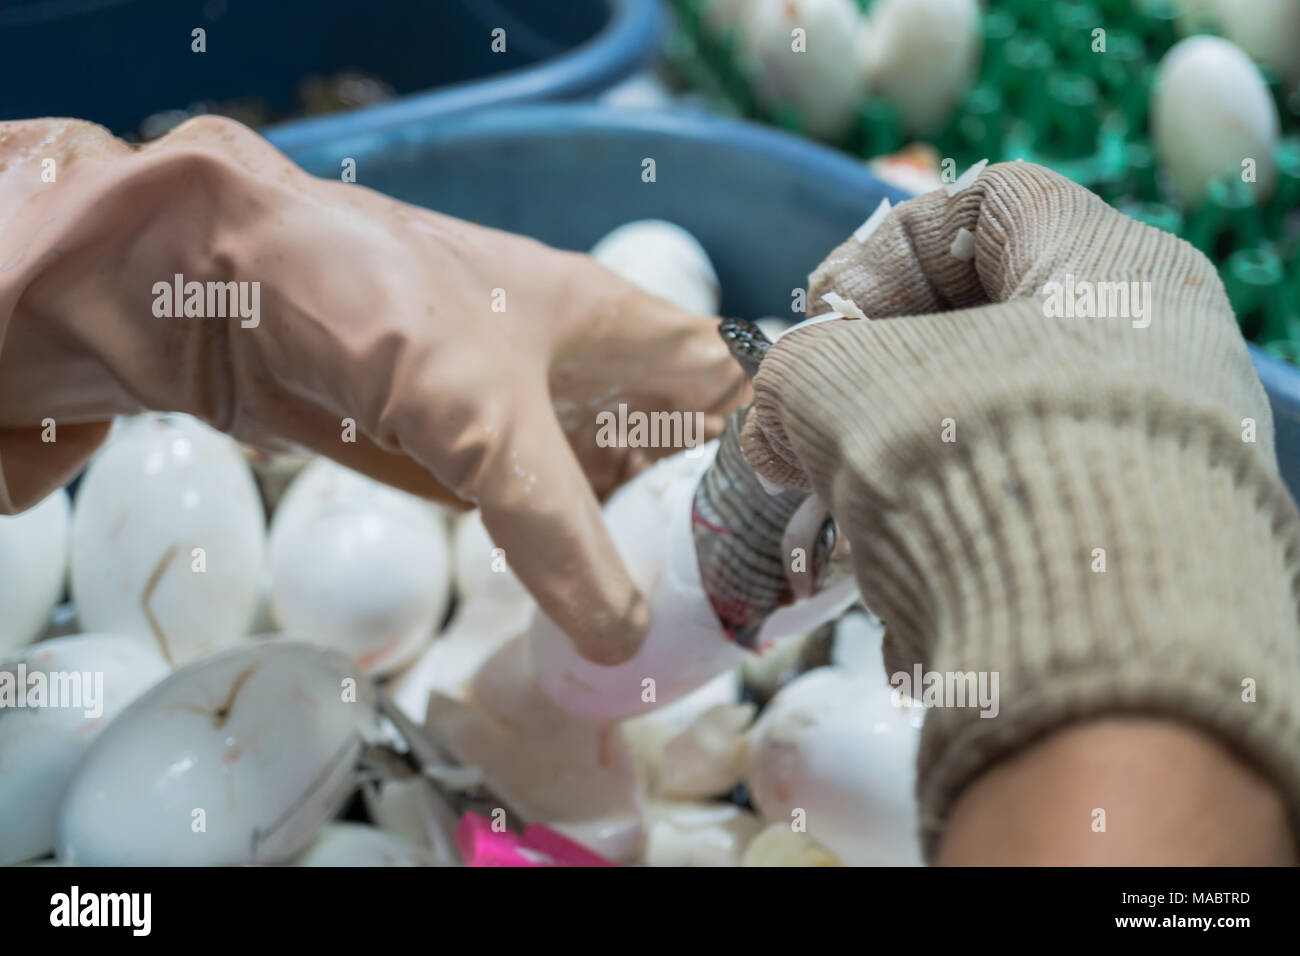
[589,219,720,315]
[1152,35,1281,206]
[743,0,865,140]
[451,508,530,609]
[293,823,438,867]
[56,642,377,866]
[0,489,70,653]
[865,0,982,136]
[0,634,169,865]
[746,666,923,865]
[743,0,866,136]
[530,441,748,721]
[70,413,266,666]
[642,801,763,867]
[268,458,451,676]
[1207,0,1300,89]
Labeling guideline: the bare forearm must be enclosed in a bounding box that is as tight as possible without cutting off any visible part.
[936,718,1297,866]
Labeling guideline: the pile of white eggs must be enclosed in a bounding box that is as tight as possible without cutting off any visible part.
[0,219,923,867]
[705,0,982,140]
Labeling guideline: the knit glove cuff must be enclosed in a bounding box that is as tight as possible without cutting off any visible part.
[743,301,1300,860]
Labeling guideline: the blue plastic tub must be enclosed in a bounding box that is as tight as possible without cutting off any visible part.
[281,103,1300,505]
[0,0,662,145]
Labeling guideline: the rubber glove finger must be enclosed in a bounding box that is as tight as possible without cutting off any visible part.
[457,390,649,667]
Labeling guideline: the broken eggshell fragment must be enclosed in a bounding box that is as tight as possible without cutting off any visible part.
[56,642,378,866]
[292,822,439,867]
[743,823,843,866]
[70,413,266,666]
[0,634,169,866]
[268,458,451,676]
[424,633,643,832]
[622,670,754,799]
[0,488,70,654]
[641,801,763,867]
[529,441,748,721]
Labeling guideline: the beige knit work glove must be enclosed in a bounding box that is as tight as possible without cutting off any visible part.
[740,161,1300,859]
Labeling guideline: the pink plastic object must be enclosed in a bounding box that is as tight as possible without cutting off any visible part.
[456,812,617,867]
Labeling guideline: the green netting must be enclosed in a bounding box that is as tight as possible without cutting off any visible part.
[666,0,1300,362]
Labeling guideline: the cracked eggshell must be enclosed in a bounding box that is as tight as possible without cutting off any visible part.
[70,413,265,666]
[268,458,451,676]
[0,634,169,865]
[589,220,720,315]
[425,634,642,826]
[1152,35,1280,206]
[293,822,439,867]
[866,0,981,136]
[1212,0,1300,89]
[746,667,923,865]
[530,442,747,721]
[56,642,377,866]
[642,801,762,867]
[744,0,865,140]
[0,489,70,654]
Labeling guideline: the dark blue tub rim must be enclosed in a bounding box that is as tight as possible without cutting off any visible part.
[279,100,906,204]
[1250,344,1300,421]
[0,0,140,27]
[266,0,664,153]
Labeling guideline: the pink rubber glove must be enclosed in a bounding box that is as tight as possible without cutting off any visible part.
[0,116,748,664]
